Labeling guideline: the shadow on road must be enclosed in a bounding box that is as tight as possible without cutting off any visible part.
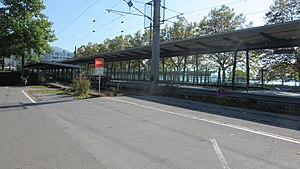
[0,100,75,113]
[129,95,300,131]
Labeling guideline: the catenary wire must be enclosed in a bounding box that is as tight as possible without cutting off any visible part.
[57,0,99,35]
[54,0,90,29]
[57,0,123,47]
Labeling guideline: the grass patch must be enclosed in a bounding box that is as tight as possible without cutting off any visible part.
[38,89,63,95]
[36,86,95,100]
[75,94,94,100]
[30,85,47,89]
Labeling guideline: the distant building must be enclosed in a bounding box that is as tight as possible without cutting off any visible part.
[41,47,74,62]
[0,55,19,71]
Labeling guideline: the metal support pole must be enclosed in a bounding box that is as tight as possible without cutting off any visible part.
[162,58,165,81]
[204,66,207,84]
[246,50,250,90]
[98,75,101,94]
[61,69,63,80]
[138,60,141,80]
[149,0,160,94]
[232,51,238,90]
[193,67,196,83]
[128,60,131,80]
[110,62,113,77]
[261,68,264,89]
[183,56,187,83]
[196,55,199,83]
[71,69,73,80]
[148,22,152,80]
[120,61,123,79]
[57,69,60,81]
[149,22,152,45]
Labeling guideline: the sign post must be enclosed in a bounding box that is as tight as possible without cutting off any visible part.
[217,87,226,97]
[95,58,104,94]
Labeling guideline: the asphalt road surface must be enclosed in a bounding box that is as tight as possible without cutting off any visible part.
[0,86,300,169]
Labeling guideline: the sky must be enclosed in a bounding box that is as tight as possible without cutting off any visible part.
[42,0,274,52]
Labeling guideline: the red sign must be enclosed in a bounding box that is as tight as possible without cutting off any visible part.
[95,58,104,67]
[217,87,226,97]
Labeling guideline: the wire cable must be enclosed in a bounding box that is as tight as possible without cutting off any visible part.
[183,0,247,15]
[54,0,90,29]
[57,0,123,47]
[57,0,99,35]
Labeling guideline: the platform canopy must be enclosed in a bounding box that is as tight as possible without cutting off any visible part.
[65,20,300,64]
[25,61,82,69]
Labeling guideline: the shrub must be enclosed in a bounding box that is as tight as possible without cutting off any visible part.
[161,83,178,96]
[72,76,91,96]
[112,83,124,96]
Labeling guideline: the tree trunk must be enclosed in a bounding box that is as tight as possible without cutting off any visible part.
[222,67,226,83]
[196,55,199,83]
[1,56,4,70]
[21,53,25,85]
[217,67,221,85]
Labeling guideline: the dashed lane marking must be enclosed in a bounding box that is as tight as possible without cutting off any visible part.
[210,139,230,169]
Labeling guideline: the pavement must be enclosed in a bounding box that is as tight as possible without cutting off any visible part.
[0,86,300,169]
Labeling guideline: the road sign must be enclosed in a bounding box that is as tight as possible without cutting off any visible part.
[95,67,104,76]
[217,87,226,97]
[95,58,104,67]
[95,58,104,94]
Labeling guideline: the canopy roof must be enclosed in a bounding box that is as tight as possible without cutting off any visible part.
[65,20,300,64]
[25,61,82,69]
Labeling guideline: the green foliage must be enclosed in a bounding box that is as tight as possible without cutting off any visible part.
[261,0,300,82]
[72,76,91,97]
[199,5,246,35]
[73,2,300,86]
[264,62,295,84]
[0,0,56,62]
[112,84,124,96]
[265,0,300,24]
[198,5,247,83]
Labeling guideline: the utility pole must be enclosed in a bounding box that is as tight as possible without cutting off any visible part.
[149,0,160,94]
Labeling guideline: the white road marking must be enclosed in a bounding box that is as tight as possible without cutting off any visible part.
[108,97,300,145]
[21,90,36,103]
[210,139,230,169]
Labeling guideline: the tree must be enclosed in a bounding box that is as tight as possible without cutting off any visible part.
[162,17,198,82]
[76,42,109,57]
[0,0,56,80]
[265,0,300,24]
[263,0,300,84]
[199,5,246,83]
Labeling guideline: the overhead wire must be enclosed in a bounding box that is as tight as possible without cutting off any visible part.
[65,0,262,50]
[245,9,268,16]
[182,0,247,15]
[57,0,99,35]
[71,4,145,47]
[90,12,143,42]
[58,0,123,47]
[160,0,247,24]
[106,23,144,39]
[80,15,125,43]
[54,0,90,29]
[95,5,146,42]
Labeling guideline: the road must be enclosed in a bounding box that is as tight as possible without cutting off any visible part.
[0,86,300,169]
